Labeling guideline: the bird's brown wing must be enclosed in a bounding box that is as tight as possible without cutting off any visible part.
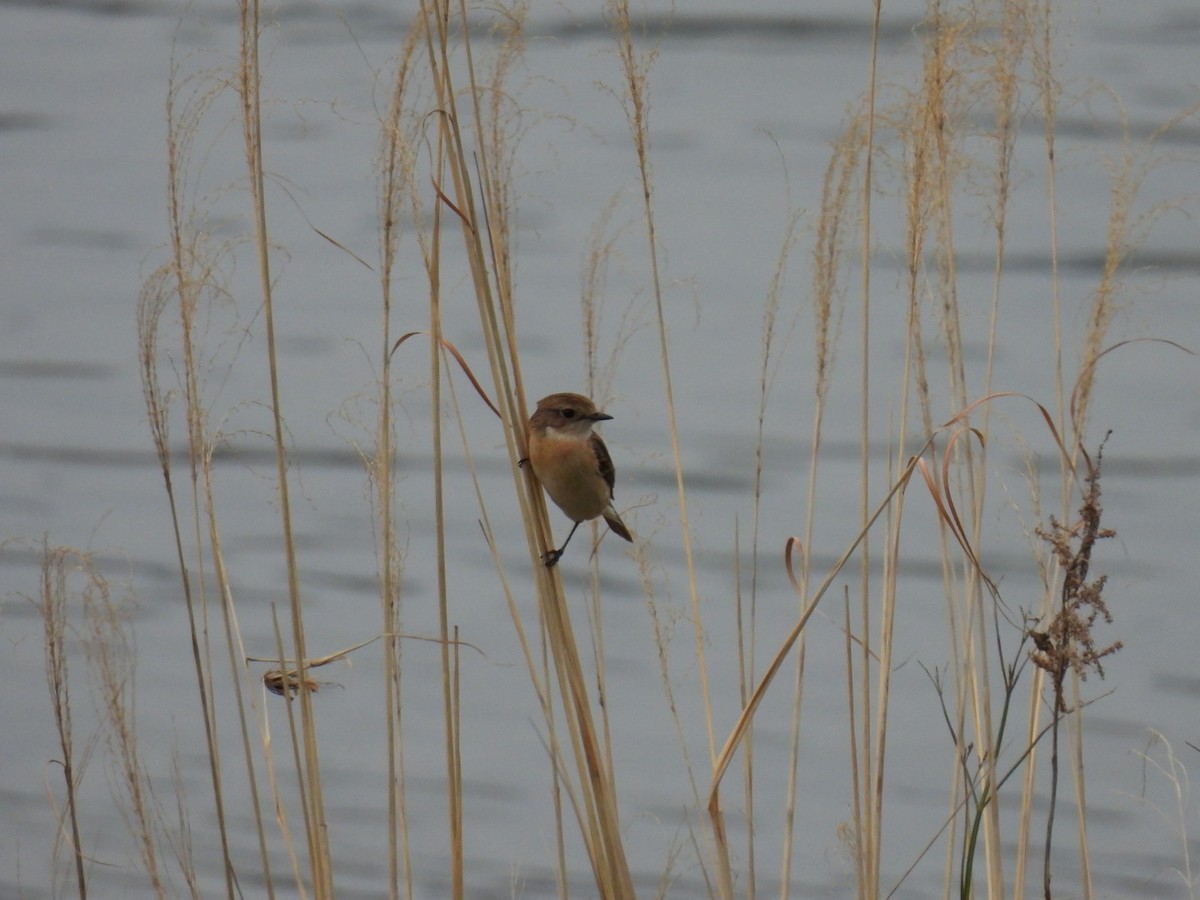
[590,433,617,497]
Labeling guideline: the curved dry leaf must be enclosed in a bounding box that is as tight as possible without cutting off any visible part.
[708,452,925,809]
[940,426,984,553]
[1070,337,1195,431]
[390,330,502,419]
[943,390,1073,478]
[784,535,806,597]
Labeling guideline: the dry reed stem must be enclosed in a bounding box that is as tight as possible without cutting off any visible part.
[1015,3,1067,884]
[783,106,863,900]
[638,551,714,891]
[414,1,635,895]
[203,463,278,898]
[233,0,333,892]
[267,604,315,899]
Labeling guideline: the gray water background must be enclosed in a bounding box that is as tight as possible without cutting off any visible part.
[2,0,1199,896]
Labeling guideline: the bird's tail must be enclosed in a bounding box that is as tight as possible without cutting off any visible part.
[604,506,634,543]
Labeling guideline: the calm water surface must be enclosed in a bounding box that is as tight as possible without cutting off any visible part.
[2,0,1198,897]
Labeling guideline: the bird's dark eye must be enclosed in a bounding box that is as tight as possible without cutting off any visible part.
[561,408,576,419]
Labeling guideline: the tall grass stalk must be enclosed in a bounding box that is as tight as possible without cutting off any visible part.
[376,15,423,899]
[853,3,883,892]
[414,0,636,895]
[236,0,333,891]
[423,38,463,895]
[739,195,804,895]
[607,0,715,778]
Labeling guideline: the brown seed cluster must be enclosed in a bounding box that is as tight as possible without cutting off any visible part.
[1029,438,1122,710]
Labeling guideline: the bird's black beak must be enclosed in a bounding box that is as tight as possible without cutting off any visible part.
[591,412,613,422]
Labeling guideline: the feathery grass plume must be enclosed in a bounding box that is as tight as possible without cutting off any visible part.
[1133,732,1199,896]
[1030,0,1067,447]
[580,193,647,409]
[38,542,94,900]
[1068,96,1200,444]
[54,546,172,897]
[138,46,264,900]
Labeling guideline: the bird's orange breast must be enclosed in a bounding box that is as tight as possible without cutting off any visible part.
[528,429,610,523]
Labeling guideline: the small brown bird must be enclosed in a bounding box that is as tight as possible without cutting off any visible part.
[526,392,633,566]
